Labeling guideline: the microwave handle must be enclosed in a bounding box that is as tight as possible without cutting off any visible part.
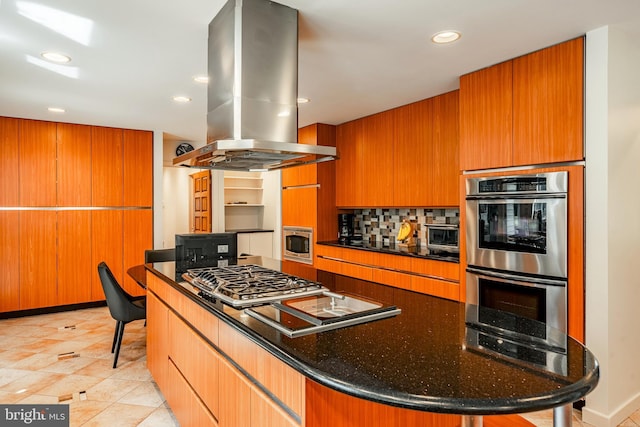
[466,267,566,287]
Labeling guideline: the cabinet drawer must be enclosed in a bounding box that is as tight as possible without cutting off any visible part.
[372,269,410,290]
[410,258,460,281]
[166,359,218,427]
[169,311,220,418]
[411,276,460,302]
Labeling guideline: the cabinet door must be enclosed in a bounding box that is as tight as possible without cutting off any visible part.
[361,110,395,207]
[459,61,513,171]
[513,37,584,165]
[19,120,57,206]
[123,209,152,297]
[147,292,169,392]
[0,211,20,312]
[283,124,319,187]
[218,359,252,427]
[123,129,153,207]
[0,117,20,206]
[394,99,432,206]
[282,187,317,228]
[429,91,460,207]
[92,126,123,206]
[335,120,364,207]
[91,210,123,301]
[57,211,92,305]
[57,123,92,206]
[251,388,298,427]
[20,211,57,309]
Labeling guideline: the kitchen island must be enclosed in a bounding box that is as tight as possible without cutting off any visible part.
[140,256,598,427]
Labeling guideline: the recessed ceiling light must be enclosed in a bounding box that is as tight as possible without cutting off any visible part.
[173,96,192,103]
[48,107,65,113]
[193,75,209,84]
[431,30,461,44]
[41,51,71,63]
[277,110,291,117]
[297,97,310,104]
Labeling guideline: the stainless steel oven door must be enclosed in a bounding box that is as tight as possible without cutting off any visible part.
[466,196,567,278]
[466,267,567,351]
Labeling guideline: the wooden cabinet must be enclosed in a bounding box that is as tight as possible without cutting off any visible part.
[146,291,169,391]
[429,91,460,206]
[123,209,153,297]
[218,358,252,427]
[19,211,57,309]
[19,120,57,207]
[0,117,19,206]
[57,211,92,305]
[512,37,584,166]
[92,126,124,206]
[57,123,92,206]
[361,110,395,206]
[460,37,584,171]
[335,120,364,207]
[166,360,219,427]
[91,210,123,301]
[0,211,20,312]
[282,187,317,228]
[124,129,153,207]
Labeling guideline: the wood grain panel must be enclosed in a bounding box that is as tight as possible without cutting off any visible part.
[169,310,220,418]
[56,123,92,206]
[306,379,459,427]
[91,126,123,206]
[513,37,584,166]
[0,117,20,206]
[361,110,395,207]
[282,124,319,187]
[282,187,317,228]
[393,99,432,206]
[0,211,20,312]
[218,357,251,427]
[123,129,153,207]
[19,120,57,206]
[335,119,364,207]
[57,211,92,305]
[459,61,513,171]
[19,210,57,309]
[430,90,460,207]
[147,291,169,391]
[411,276,460,301]
[166,279,219,345]
[91,210,123,301]
[166,359,219,427]
[123,209,152,297]
[316,124,337,242]
[410,258,460,281]
[251,387,299,427]
[281,260,318,282]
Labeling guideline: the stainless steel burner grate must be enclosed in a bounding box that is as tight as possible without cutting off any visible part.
[183,264,326,307]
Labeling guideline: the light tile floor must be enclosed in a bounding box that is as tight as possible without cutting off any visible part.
[1,306,640,427]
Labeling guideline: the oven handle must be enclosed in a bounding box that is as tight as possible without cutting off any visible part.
[466,267,567,287]
[465,193,566,200]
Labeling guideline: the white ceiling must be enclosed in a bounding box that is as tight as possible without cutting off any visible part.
[1,0,639,143]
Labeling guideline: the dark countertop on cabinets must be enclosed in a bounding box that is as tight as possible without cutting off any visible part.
[141,258,598,416]
[317,240,460,263]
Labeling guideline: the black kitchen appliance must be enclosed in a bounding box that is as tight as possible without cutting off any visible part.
[175,232,238,277]
[338,213,355,243]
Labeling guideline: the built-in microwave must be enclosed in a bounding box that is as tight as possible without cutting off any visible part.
[283,226,313,264]
[426,224,459,254]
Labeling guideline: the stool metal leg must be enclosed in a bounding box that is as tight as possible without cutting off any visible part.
[553,404,572,427]
[461,415,483,427]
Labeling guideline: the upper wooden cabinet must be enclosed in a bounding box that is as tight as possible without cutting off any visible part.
[460,37,584,171]
[57,123,92,206]
[512,37,584,166]
[92,126,124,206]
[19,120,57,206]
[124,129,153,207]
[0,117,20,206]
[337,91,460,208]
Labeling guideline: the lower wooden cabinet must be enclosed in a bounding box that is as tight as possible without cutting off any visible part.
[166,359,218,427]
[0,211,20,312]
[19,211,57,310]
[146,292,169,391]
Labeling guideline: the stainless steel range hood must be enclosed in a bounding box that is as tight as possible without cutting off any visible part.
[173,0,337,171]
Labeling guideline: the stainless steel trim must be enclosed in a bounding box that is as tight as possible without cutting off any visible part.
[466,267,567,287]
[282,184,321,190]
[466,171,569,195]
[283,226,313,265]
[245,306,402,338]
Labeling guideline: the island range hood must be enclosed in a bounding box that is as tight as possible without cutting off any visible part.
[173,0,337,171]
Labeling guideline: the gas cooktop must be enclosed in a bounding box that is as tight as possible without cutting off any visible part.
[182,264,326,307]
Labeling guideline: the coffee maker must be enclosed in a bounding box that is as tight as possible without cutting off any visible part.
[338,214,354,243]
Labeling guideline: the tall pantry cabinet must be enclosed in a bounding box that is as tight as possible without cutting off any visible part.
[0,116,153,313]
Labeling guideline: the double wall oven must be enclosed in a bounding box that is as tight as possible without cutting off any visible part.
[465,171,569,351]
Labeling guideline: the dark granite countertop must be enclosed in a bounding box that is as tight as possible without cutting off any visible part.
[142,258,598,416]
[317,240,460,263]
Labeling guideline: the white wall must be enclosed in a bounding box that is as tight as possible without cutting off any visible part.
[161,167,192,248]
[583,23,640,427]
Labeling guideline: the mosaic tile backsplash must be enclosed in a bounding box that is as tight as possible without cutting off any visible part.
[355,208,459,247]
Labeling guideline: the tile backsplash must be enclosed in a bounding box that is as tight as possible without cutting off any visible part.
[355,208,459,247]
